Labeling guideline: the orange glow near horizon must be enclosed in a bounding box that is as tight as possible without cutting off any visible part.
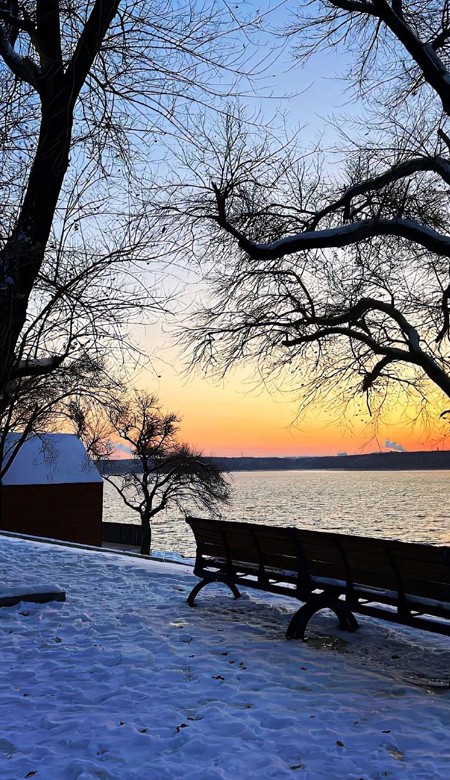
[134,356,450,458]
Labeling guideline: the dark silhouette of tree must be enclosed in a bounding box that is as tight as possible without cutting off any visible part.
[171,2,450,427]
[0,2,266,404]
[0,204,158,477]
[0,352,112,480]
[0,1,267,472]
[88,391,230,555]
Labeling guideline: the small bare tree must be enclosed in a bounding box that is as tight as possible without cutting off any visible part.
[98,391,230,556]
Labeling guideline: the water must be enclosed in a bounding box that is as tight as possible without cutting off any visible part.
[102,469,450,556]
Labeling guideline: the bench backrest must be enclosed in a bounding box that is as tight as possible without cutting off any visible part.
[186,517,450,610]
[186,516,310,596]
[298,529,450,604]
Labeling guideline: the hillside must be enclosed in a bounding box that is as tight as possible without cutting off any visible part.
[98,449,450,475]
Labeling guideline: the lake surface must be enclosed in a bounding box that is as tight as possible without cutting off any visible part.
[102,469,450,556]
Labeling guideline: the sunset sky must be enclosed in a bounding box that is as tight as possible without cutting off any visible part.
[133,325,450,457]
[132,3,447,458]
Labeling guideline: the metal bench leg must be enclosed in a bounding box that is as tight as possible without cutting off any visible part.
[187,578,241,607]
[286,596,359,641]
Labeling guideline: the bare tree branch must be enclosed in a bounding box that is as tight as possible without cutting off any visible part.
[64,0,119,108]
[238,218,450,261]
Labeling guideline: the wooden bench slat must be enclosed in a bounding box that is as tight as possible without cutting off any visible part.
[198,539,299,567]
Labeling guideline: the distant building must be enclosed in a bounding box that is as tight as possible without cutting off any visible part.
[0,433,103,546]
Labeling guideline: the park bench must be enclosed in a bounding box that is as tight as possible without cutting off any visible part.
[185,516,450,640]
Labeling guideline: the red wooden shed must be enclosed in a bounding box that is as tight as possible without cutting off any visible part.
[0,433,103,546]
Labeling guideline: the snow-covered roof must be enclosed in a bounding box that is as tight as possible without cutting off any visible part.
[2,433,103,485]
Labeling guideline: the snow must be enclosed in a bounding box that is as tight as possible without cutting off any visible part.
[0,583,64,598]
[251,217,450,256]
[0,535,449,779]
[3,433,102,485]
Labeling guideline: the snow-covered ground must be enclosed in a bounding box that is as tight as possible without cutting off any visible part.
[1,535,449,780]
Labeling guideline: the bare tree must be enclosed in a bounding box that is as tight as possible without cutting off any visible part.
[0,353,118,480]
[89,391,230,555]
[0,1,273,477]
[0,187,166,477]
[0,1,268,413]
[170,2,450,429]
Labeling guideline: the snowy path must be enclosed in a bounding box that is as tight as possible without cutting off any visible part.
[0,535,449,779]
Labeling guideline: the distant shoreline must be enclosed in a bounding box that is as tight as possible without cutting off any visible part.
[98,449,450,475]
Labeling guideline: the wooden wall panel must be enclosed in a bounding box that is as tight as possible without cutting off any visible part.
[0,483,103,546]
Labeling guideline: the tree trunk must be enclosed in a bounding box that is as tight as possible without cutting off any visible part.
[0,75,73,395]
[140,515,152,556]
